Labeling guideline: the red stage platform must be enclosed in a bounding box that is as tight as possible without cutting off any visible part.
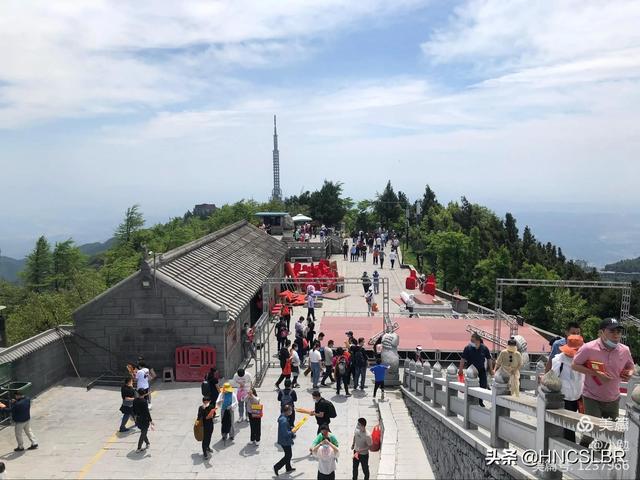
[319,316,550,354]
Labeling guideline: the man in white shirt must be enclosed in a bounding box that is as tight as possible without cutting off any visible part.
[135,364,151,405]
[312,429,339,480]
[551,335,585,442]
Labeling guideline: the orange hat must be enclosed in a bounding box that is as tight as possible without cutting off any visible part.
[559,335,584,357]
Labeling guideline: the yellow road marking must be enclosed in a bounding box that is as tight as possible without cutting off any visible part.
[77,391,158,479]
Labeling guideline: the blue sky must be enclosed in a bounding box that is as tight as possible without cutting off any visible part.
[1,0,639,262]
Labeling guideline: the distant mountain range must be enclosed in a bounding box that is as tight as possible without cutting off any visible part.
[0,238,116,283]
[604,257,640,273]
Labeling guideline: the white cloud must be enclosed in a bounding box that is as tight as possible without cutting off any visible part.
[0,0,425,127]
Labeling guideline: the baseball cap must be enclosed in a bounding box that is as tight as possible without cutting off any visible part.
[345,330,353,336]
[600,318,624,331]
[560,335,584,357]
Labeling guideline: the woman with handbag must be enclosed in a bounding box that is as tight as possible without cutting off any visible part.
[119,377,136,432]
[197,397,216,459]
[246,388,263,446]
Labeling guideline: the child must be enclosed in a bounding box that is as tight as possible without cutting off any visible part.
[369,359,390,400]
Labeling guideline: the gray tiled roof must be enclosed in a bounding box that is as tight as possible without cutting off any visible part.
[157,220,287,320]
[0,326,73,365]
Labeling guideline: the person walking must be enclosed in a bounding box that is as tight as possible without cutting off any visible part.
[360,243,367,262]
[133,389,152,452]
[307,291,317,323]
[351,338,368,390]
[135,363,152,405]
[277,379,298,428]
[545,322,582,372]
[361,272,371,294]
[282,305,292,332]
[458,333,493,407]
[321,340,335,386]
[246,388,263,446]
[197,396,216,459]
[274,405,296,476]
[572,318,635,449]
[232,368,253,422]
[372,247,379,265]
[216,383,238,443]
[309,341,323,389]
[291,343,301,387]
[0,392,38,452]
[119,377,136,432]
[389,250,397,269]
[379,250,385,269]
[310,391,337,433]
[351,418,373,480]
[334,348,351,396]
[372,271,380,294]
[370,358,390,400]
[551,335,585,442]
[313,430,340,480]
[276,318,289,352]
[342,241,349,261]
[350,244,357,262]
[365,287,375,317]
[275,340,292,389]
[306,318,316,347]
[205,368,220,405]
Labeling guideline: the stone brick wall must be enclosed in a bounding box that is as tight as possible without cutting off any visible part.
[403,394,516,480]
[10,337,77,397]
[73,272,225,377]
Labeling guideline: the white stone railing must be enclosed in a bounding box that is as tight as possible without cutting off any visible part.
[402,360,640,480]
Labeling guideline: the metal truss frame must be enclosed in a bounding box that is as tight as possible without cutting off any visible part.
[493,278,634,352]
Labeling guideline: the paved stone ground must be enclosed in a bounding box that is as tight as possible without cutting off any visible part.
[0,245,434,479]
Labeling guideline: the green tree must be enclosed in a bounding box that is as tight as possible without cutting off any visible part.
[23,236,53,292]
[420,184,440,214]
[549,289,590,334]
[427,231,471,292]
[471,246,513,306]
[518,263,560,328]
[374,181,402,228]
[51,239,86,291]
[115,204,145,244]
[308,180,347,226]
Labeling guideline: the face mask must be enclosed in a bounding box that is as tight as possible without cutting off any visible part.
[470,342,479,349]
[603,338,619,349]
[507,346,517,353]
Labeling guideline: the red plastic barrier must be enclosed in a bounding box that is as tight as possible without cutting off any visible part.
[371,425,382,452]
[405,277,417,290]
[175,345,217,382]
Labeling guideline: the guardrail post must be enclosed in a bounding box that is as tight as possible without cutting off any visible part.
[463,366,479,430]
[408,360,416,392]
[445,364,458,416]
[490,368,510,448]
[535,372,564,479]
[423,362,431,399]
[403,360,409,387]
[534,360,545,396]
[432,362,443,407]
[415,363,424,398]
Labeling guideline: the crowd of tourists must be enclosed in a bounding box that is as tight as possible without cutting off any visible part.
[111,313,387,479]
[342,229,400,269]
[457,318,635,448]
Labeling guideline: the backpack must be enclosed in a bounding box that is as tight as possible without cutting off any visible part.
[280,326,288,338]
[337,357,347,376]
[353,348,367,368]
[280,389,294,409]
[324,399,337,419]
[303,338,309,350]
[201,381,211,397]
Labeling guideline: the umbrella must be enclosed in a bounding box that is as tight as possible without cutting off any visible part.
[292,214,312,223]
